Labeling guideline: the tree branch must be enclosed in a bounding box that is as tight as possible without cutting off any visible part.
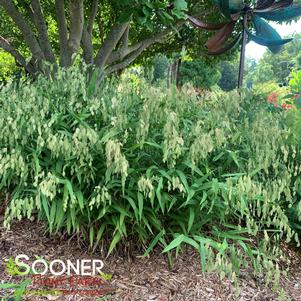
[30,0,56,64]
[94,22,129,70]
[87,0,98,35]
[0,0,44,60]
[105,21,185,75]
[105,46,145,75]
[81,0,99,65]
[68,0,84,56]
[0,36,36,75]
[106,43,142,65]
[55,0,70,67]
[81,26,94,65]
[121,25,129,47]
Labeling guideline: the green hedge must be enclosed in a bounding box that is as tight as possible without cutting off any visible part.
[1,68,300,283]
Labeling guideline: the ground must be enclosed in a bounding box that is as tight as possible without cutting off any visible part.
[0,220,301,301]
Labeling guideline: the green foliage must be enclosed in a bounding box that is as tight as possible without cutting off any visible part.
[0,50,18,82]
[282,108,301,234]
[218,60,239,91]
[0,279,32,301]
[1,68,301,285]
[152,55,170,82]
[246,33,301,85]
[180,59,221,89]
[280,70,301,143]
[245,61,275,85]
[117,0,188,29]
[253,81,287,99]
[289,70,301,94]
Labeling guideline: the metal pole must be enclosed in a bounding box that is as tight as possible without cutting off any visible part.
[238,27,248,89]
[238,28,248,88]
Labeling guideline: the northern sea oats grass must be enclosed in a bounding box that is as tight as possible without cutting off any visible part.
[0,67,300,294]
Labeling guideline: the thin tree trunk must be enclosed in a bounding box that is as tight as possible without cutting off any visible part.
[55,0,70,67]
[68,0,84,57]
[176,58,182,88]
[31,0,56,64]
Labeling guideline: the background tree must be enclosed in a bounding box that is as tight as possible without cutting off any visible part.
[152,55,170,82]
[0,0,223,79]
[179,58,221,89]
[218,59,239,91]
[245,33,301,85]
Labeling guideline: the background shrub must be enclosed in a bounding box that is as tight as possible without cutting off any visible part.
[179,59,221,90]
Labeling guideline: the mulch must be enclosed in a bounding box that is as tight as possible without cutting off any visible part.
[0,219,301,301]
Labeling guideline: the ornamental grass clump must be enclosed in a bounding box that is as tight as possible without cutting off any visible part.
[0,67,301,287]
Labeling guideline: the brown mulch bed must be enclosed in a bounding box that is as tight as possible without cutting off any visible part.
[0,220,301,301]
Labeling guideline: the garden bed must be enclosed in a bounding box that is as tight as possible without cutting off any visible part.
[1,220,301,301]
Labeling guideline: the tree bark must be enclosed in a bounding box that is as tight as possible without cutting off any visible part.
[55,0,70,67]
[81,0,99,65]
[68,0,84,56]
[105,46,146,75]
[105,22,183,75]
[0,0,44,62]
[30,0,56,64]
[95,23,129,70]
[87,0,98,35]
[0,36,36,75]
[81,27,94,65]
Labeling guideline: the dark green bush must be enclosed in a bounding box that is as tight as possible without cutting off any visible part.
[1,68,300,284]
[218,61,238,91]
[152,55,169,82]
[179,59,221,90]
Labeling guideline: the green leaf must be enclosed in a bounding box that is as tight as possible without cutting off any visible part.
[75,190,84,211]
[49,200,57,233]
[0,283,20,289]
[199,240,207,273]
[93,224,107,252]
[118,10,133,23]
[90,226,94,249]
[87,69,98,98]
[156,177,165,213]
[41,195,50,222]
[163,234,186,253]
[107,232,122,256]
[143,230,165,257]
[138,192,144,221]
[176,169,189,194]
[187,207,195,233]
[174,0,188,11]
[183,236,199,249]
[124,195,139,221]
